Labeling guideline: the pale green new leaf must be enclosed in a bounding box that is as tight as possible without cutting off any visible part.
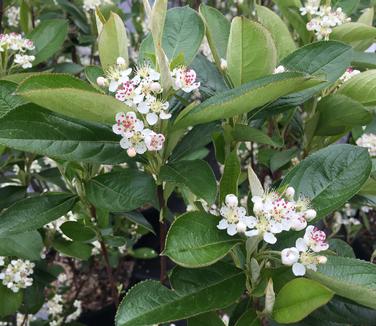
[331,23,376,51]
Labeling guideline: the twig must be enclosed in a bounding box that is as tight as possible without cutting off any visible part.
[90,206,119,306]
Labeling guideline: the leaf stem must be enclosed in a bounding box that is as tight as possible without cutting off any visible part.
[157,184,168,283]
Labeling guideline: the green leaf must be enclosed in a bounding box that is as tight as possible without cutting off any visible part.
[281,144,371,219]
[115,263,245,326]
[85,170,156,212]
[256,5,296,61]
[315,94,372,136]
[351,51,376,69]
[333,0,360,15]
[235,309,260,326]
[232,124,282,147]
[119,211,155,235]
[130,248,158,259]
[227,17,277,86]
[28,19,68,65]
[53,239,92,260]
[273,278,334,324]
[0,104,131,164]
[331,23,376,51]
[199,4,230,67]
[60,221,96,242]
[16,74,131,124]
[0,193,77,235]
[164,211,242,268]
[20,0,32,34]
[174,72,323,129]
[328,239,355,258]
[307,256,376,309]
[0,80,27,118]
[188,312,225,326]
[85,65,104,90]
[219,150,241,203]
[160,160,217,204]
[0,186,26,210]
[270,147,299,173]
[0,231,43,260]
[98,12,129,69]
[338,70,376,106]
[0,285,23,317]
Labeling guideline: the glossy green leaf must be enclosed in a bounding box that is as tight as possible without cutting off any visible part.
[0,285,23,317]
[333,0,360,15]
[85,170,156,212]
[199,4,230,67]
[281,144,371,218]
[0,80,27,118]
[331,23,376,51]
[98,12,129,69]
[227,17,277,86]
[85,65,104,90]
[338,70,376,106]
[219,150,241,203]
[28,19,68,65]
[351,51,376,69]
[16,74,130,123]
[232,124,282,147]
[256,5,296,61]
[0,186,26,210]
[0,231,43,260]
[119,211,155,235]
[315,94,372,136]
[174,72,323,129]
[160,160,217,204]
[235,309,260,326]
[0,193,77,235]
[115,263,245,326]
[328,239,355,258]
[0,104,131,164]
[188,312,225,326]
[164,211,242,268]
[60,221,96,242]
[307,256,376,309]
[53,239,92,260]
[273,278,334,323]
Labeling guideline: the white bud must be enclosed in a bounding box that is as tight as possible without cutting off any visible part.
[236,220,247,234]
[225,194,238,208]
[116,57,126,66]
[253,201,264,214]
[281,247,300,266]
[305,209,317,221]
[317,255,327,264]
[127,148,137,157]
[150,82,162,93]
[285,187,295,200]
[220,58,227,70]
[96,76,107,87]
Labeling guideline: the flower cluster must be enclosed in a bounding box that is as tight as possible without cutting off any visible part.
[6,6,20,28]
[45,294,82,326]
[281,226,328,276]
[217,187,317,244]
[0,33,35,69]
[356,133,376,157]
[82,0,112,12]
[0,258,35,293]
[98,57,200,157]
[300,0,350,40]
[339,67,360,83]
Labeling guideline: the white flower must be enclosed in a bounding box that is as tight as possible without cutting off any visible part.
[274,65,286,74]
[120,128,152,156]
[0,259,34,293]
[14,54,35,69]
[0,257,4,266]
[6,6,20,27]
[217,194,254,236]
[144,131,165,151]
[301,225,329,252]
[220,58,228,70]
[172,67,200,93]
[356,133,376,157]
[112,112,144,138]
[108,67,132,93]
[137,96,171,125]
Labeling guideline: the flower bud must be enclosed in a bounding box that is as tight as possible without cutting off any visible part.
[220,58,227,70]
[285,187,295,200]
[116,57,126,66]
[253,201,264,214]
[281,247,300,266]
[305,209,317,221]
[150,82,162,93]
[96,76,107,87]
[127,148,137,157]
[317,255,327,264]
[225,194,238,208]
